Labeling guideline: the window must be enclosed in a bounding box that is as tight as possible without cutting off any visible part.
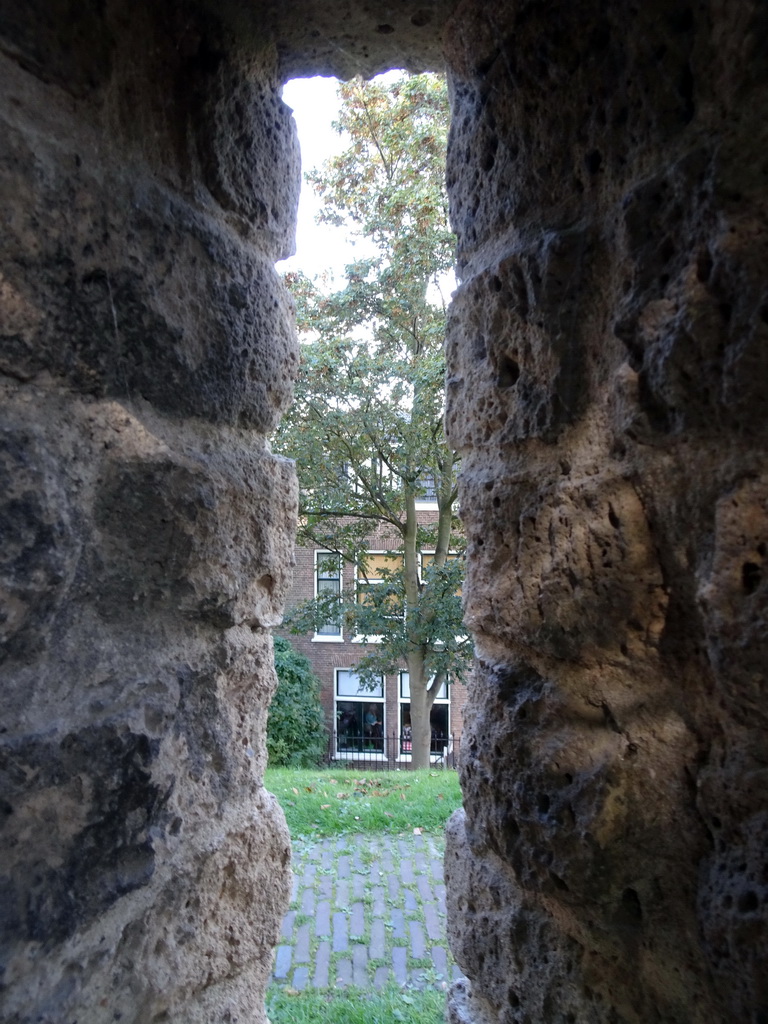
[357,552,403,596]
[314,551,342,639]
[415,472,438,505]
[398,671,450,759]
[419,551,463,595]
[353,552,403,641]
[334,669,386,757]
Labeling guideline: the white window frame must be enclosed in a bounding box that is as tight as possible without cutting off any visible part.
[397,670,450,763]
[333,668,387,761]
[312,550,343,642]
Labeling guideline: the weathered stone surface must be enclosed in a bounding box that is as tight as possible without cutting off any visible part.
[1,0,766,1021]
[0,3,301,1017]
[0,106,298,429]
[264,0,457,78]
[0,379,296,1021]
[444,1,768,1023]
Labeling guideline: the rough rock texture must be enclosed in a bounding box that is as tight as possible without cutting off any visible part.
[443,2,768,1023]
[0,2,302,1020]
[1,0,766,1022]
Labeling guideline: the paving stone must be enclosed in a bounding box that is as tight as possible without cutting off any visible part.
[371,885,386,917]
[301,887,315,916]
[392,947,408,985]
[292,966,309,991]
[409,968,427,990]
[350,902,366,939]
[374,966,390,990]
[410,920,426,959]
[417,876,434,901]
[337,855,350,879]
[332,912,348,953]
[336,879,349,909]
[275,832,461,992]
[390,907,406,939]
[294,922,311,963]
[424,903,443,941]
[431,945,448,978]
[369,919,386,959]
[353,944,369,986]
[291,873,299,902]
[280,909,295,940]
[336,958,352,987]
[273,945,292,979]
[452,964,465,981]
[316,900,331,937]
[314,941,331,988]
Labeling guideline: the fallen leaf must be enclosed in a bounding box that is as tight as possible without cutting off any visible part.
[400,793,406,800]
[384,811,394,817]
[329,779,338,784]
[291,787,299,795]
[321,804,331,809]
[413,827,422,835]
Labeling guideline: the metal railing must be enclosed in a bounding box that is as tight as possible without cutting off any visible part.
[326,732,459,770]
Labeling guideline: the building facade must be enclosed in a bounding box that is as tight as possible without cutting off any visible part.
[279,510,467,766]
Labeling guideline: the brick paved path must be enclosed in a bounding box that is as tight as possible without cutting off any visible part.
[272,833,464,991]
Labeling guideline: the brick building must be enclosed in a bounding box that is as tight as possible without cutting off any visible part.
[279,507,468,766]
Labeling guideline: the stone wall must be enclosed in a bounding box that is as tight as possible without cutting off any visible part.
[0,2,301,1021]
[443,2,768,1023]
[1,0,765,1022]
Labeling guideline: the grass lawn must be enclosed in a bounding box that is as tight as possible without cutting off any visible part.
[267,982,447,1024]
[264,766,463,837]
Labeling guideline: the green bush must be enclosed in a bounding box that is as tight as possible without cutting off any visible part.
[267,637,328,767]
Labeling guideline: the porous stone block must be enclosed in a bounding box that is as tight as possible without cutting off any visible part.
[443,1,768,1023]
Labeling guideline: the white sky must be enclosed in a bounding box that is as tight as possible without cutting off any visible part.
[277,76,360,286]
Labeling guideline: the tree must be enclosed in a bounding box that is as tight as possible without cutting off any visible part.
[267,637,328,767]
[273,73,471,769]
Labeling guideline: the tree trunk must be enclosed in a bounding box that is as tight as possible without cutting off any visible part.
[408,664,434,770]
